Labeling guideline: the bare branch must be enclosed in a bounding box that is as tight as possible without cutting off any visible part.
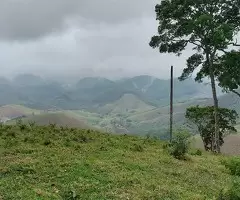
[231,89,240,97]
[229,39,240,46]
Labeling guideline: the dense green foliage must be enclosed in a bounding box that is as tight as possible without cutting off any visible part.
[168,130,191,159]
[223,157,240,176]
[186,106,238,151]
[215,51,240,97]
[221,158,240,199]
[0,124,233,199]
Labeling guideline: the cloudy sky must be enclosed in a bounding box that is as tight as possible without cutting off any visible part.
[0,0,190,80]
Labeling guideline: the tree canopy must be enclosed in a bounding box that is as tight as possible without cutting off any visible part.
[150,0,240,80]
[214,50,240,97]
[186,106,238,151]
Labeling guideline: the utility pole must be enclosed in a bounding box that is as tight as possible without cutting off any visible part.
[170,65,173,142]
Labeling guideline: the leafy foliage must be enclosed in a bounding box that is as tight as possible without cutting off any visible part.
[168,130,191,159]
[214,50,240,97]
[223,157,240,176]
[221,158,240,200]
[186,106,238,151]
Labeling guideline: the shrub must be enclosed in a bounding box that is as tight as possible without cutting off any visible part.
[223,157,240,176]
[168,130,191,160]
[190,149,203,156]
[131,144,144,152]
[28,121,36,128]
[49,123,57,130]
[219,177,240,200]
[43,139,51,146]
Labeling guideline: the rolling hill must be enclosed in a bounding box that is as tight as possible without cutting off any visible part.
[0,125,234,200]
[98,93,155,115]
[0,105,41,122]
[9,112,91,129]
[2,89,239,137]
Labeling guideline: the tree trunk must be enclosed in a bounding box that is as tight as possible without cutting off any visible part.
[208,56,220,153]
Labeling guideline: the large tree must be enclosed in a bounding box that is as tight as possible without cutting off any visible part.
[149,0,240,153]
[186,106,238,151]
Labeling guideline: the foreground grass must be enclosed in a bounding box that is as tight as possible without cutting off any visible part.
[0,125,232,199]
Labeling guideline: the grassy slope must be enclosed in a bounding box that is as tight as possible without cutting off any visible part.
[16,112,91,129]
[0,104,41,118]
[0,125,232,200]
[98,94,155,114]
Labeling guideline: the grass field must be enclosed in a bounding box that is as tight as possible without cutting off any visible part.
[0,125,234,200]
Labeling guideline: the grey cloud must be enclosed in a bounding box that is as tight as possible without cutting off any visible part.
[0,0,190,80]
[0,0,156,40]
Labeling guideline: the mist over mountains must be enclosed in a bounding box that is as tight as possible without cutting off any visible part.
[0,73,215,110]
[0,73,239,137]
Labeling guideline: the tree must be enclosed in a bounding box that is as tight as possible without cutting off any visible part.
[149,0,240,153]
[186,106,238,151]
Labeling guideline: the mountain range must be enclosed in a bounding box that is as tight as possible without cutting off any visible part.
[0,73,238,138]
[0,74,216,110]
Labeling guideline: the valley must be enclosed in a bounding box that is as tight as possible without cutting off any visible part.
[0,74,239,141]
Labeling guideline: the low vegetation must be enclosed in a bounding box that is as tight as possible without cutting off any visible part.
[0,124,236,200]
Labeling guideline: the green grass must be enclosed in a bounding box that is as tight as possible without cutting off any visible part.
[0,125,233,200]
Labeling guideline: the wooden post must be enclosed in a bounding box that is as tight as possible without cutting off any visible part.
[170,65,173,142]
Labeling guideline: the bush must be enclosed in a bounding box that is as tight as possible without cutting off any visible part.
[131,144,144,152]
[223,157,240,176]
[219,177,240,200]
[190,149,203,156]
[168,130,191,160]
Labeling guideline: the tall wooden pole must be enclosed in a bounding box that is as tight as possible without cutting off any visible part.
[170,65,173,142]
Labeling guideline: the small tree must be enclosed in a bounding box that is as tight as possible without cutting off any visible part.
[149,0,240,153]
[186,106,238,151]
[168,130,191,159]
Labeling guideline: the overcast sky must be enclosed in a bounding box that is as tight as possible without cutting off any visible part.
[0,0,190,80]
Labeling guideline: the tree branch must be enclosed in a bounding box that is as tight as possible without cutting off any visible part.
[229,39,240,46]
[231,89,240,97]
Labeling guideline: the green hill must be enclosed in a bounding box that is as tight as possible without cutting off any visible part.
[98,93,155,115]
[0,105,41,121]
[0,125,233,200]
[8,112,91,129]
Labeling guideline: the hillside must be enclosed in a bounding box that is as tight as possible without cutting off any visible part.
[0,105,41,122]
[9,112,91,129]
[0,125,233,200]
[98,93,155,114]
